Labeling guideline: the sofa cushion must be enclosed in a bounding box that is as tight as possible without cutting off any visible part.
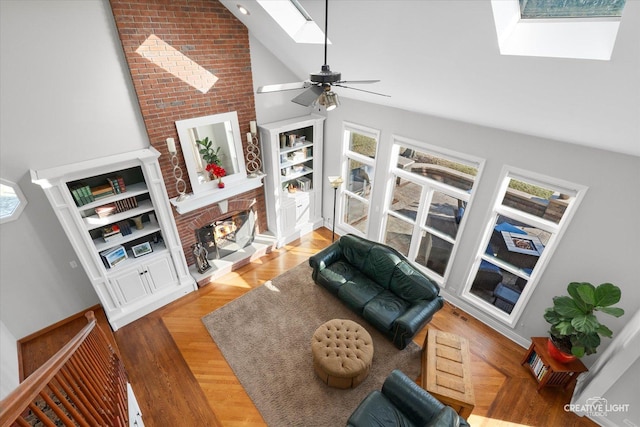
[340,234,374,271]
[346,390,417,427]
[390,261,440,302]
[363,291,411,332]
[361,245,403,288]
[338,272,385,312]
[315,260,355,294]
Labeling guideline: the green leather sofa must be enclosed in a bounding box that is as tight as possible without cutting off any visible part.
[347,370,471,427]
[309,234,444,349]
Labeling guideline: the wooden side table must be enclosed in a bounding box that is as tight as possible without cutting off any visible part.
[521,337,588,391]
[421,329,475,418]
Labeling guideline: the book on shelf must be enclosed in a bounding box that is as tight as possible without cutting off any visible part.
[101,224,122,242]
[107,177,121,194]
[116,220,132,236]
[95,203,117,218]
[91,184,114,199]
[70,184,94,206]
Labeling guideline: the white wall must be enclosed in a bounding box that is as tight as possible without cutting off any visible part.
[0,0,150,342]
[0,320,19,399]
[317,98,640,366]
[249,35,317,125]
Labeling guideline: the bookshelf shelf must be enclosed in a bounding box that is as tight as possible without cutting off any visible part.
[521,337,588,391]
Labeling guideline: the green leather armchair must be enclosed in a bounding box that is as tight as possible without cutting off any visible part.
[347,370,470,427]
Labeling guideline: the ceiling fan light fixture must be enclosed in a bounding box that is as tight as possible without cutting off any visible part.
[325,91,339,111]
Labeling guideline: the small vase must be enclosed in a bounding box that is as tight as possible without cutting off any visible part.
[547,337,577,364]
[218,178,225,188]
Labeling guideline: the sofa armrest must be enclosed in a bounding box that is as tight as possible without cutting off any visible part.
[381,370,444,425]
[308,240,343,280]
[393,296,444,348]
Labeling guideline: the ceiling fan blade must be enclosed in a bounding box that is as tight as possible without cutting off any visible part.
[336,80,380,84]
[257,82,310,93]
[334,84,391,97]
[291,85,324,107]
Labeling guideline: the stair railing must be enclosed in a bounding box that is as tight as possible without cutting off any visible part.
[0,311,128,427]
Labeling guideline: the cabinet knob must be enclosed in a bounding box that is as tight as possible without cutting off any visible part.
[139,272,144,276]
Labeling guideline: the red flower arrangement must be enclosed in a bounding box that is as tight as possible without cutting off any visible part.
[205,163,226,179]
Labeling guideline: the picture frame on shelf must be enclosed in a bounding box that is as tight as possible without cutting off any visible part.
[100,245,128,268]
[132,241,153,258]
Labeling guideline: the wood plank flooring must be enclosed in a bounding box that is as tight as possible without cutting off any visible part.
[21,228,599,426]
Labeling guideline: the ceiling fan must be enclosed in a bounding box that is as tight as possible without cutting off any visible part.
[256,0,389,110]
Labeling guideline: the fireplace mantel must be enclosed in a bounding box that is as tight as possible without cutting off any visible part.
[170,175,264,214]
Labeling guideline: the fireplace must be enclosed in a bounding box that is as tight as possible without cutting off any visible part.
[196,209,256,260]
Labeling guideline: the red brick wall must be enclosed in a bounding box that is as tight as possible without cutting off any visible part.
[108,0,267,266]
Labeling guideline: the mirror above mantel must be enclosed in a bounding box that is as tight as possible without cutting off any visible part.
[170,111,264,214]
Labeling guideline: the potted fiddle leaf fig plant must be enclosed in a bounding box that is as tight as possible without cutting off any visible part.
[543,282,624,362]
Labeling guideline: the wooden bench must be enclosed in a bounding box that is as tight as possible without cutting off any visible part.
[421,329,475,418]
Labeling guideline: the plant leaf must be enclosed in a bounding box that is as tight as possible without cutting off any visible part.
[575,282,596,306]
[554,321,574,336]
[554,296,584,317]
[597,306,625,317]
[543,308,563,324]
[571,345,585,358]
[567,282,589,310]
[575,332,600,350]
[596,324,613,338]
[594,283,621,307]
[571,314,599,333]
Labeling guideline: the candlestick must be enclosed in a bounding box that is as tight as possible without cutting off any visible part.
[250,120,257,134]
[245,132,263,178]
[166,137,176,154]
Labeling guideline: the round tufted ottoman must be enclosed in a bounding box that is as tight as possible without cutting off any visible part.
[311,319,374,389]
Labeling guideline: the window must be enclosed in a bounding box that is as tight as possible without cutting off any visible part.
[382,137,482,285]
[339,124,379,235]
[257,0,327,44]
[491,0,625,60]
[519,0,626,19]
[0,179,28,224]
[464,168,587,325]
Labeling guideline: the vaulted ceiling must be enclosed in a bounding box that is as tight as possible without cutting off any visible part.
[220,0,640,157]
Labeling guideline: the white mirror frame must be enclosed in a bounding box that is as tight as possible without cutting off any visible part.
[0,178,28,224]
[175,111,247,195]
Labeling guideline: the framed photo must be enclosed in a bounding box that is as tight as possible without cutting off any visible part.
[100,245,128,268]
[131,241,153,258]
[501,231,544,256]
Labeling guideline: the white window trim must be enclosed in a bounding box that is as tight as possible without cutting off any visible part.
[0,178,28,225]
[338,122,381,237]
[382,135,485,287]
[491,0,621,60]
[462,165,588,327]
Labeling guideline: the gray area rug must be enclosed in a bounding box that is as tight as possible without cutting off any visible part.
[202,262,422,427]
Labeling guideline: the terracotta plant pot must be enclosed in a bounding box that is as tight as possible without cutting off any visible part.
[547,337,577,364]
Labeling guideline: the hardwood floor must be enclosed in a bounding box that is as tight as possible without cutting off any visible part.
[20,228,599,426]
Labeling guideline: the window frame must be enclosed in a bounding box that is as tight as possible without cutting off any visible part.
[381,136,484,287]
[0,178,28,224]
[338,122,381,237]
[462,166,588,326]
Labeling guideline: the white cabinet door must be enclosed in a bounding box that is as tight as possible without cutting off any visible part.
[145,256,176,292]
[111,268,149,305]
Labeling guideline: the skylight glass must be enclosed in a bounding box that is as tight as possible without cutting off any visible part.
[256,0,327,44]
[519,0,626,19]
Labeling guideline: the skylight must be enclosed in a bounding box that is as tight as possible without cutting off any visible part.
[519,0,626,19]
[256,0,327,44]
[492,0,625,60]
